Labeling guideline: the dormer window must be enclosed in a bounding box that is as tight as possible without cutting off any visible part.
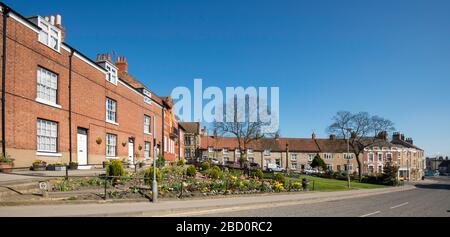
[37,17,61,52]
[105,64,118,85]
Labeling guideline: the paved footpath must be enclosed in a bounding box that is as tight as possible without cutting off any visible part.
[0,183,417,217]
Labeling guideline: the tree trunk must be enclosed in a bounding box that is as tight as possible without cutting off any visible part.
[355,153,362,180]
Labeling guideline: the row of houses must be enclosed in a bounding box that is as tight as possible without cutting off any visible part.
[0,3,186,168]
[195,131,425,181]
[0,3,426,182]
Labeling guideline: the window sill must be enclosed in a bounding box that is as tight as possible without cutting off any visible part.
[35,98,62,109]
[106,120,119,126]
[36,152,62,157]
[106,156,119,160]
[144,132,152,136]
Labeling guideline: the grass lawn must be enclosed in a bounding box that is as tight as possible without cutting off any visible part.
[286,176,387,192]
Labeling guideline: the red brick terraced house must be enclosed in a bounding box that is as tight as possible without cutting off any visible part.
[0,3,184,168]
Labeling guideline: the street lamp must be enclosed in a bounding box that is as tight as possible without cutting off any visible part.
[152,143,158,203]
[345,128,352,189]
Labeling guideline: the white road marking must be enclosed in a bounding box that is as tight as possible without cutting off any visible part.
[390,202,408,209]
[360,211,381,217]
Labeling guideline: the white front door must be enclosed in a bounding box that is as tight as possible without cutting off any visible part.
[77,128,88,166]
[128,139,134,164]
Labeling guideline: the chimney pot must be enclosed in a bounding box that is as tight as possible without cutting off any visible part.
[56,14,62,25]
[107,54,111,61]
[44,16,50,22]
[50,15,55,25]
[96,54,101,61]
[330,134,336,140]
[102,54,106,60]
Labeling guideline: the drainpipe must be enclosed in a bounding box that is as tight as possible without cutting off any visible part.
[161,105,165,159]
[1,7,10,158]
[68,50,74,164]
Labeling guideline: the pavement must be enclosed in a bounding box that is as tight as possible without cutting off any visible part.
[0,169,106,185]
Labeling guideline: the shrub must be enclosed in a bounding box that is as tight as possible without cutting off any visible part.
[253,169,264,179]
[201,162,210,171]
[106,160,126,177]
[210,169,220,180]
[186,165,197,177]
[177,159,185,166]
[274,181,285,192]
[292,181,302,190]
[144,167,161,184]
[156,155,166,168]
[273,172,285,183]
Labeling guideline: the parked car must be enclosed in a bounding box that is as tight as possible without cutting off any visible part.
[267,163,285,172]
[211,158,220,165]
[303,167,319,175]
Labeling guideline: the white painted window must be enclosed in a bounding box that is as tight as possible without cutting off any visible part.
[248,157,255,163]
[164,137,167,152]
[223,148,229,154]
[37,17,61,51]
[308,154,315,161]
[247,149,253,154]
[378,152,383,162]
[37,67,58,105]
[37,119,58,153]
[344,164,353,171]
[344,153,353,160]
[386,153,392,162]
[378,165,383,173]
[144,142,151,160]
[208,147,214,153]
[291,153,298,161]
[291,163,297,170]
[105,64,117,85]
[106,98,117,123]
[368,153,374,162]
[235,149,241,154]
[224,157,229,162]
[326,164,333,171]
[144,115,151,134]
[324,153,333,160]
[368,165,374,175]
[184,148,190,158]
[264,150,271,156]
[106,133,117,157]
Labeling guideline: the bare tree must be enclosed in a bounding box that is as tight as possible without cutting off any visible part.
[327,111,395,180]
[214,96,277,167]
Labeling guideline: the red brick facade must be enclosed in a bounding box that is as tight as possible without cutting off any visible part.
[0,4,184,167]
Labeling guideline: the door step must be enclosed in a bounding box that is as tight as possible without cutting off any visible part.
[77,166,92,170]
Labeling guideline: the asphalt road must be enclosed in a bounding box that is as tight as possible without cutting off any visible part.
[197,177,450,217]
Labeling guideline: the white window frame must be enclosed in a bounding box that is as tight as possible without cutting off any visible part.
[208,147,214,153]
[106,133,117,157]
[386,153,393,162]
[144,115,151,134]
[368,165,374,175]
[378,152,383,162]
[105,63,118,85]
[324,153,333,160]
[144,142,151,160]
[36,67,61,108]
[36,119,58,153]
[326,164,333,171]
[223,148,229,154]
[235,149,241,155]
[291,163,297,170]
[247,148,253,155]
[291,153,298,161]
[37,17,61,52]
[106,98,118,124]
[264,150,271,156]
[308,154,315,162]
[368,153,374,163]
[344,153,353,160]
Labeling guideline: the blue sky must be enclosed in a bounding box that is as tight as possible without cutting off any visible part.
[6,0,450,156]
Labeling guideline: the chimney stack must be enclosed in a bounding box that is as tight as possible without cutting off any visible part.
[406,138,413,145]
[329,134,336,140]
[116,56,128,74]
[312,132,316,140]
[50,16,55,25]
